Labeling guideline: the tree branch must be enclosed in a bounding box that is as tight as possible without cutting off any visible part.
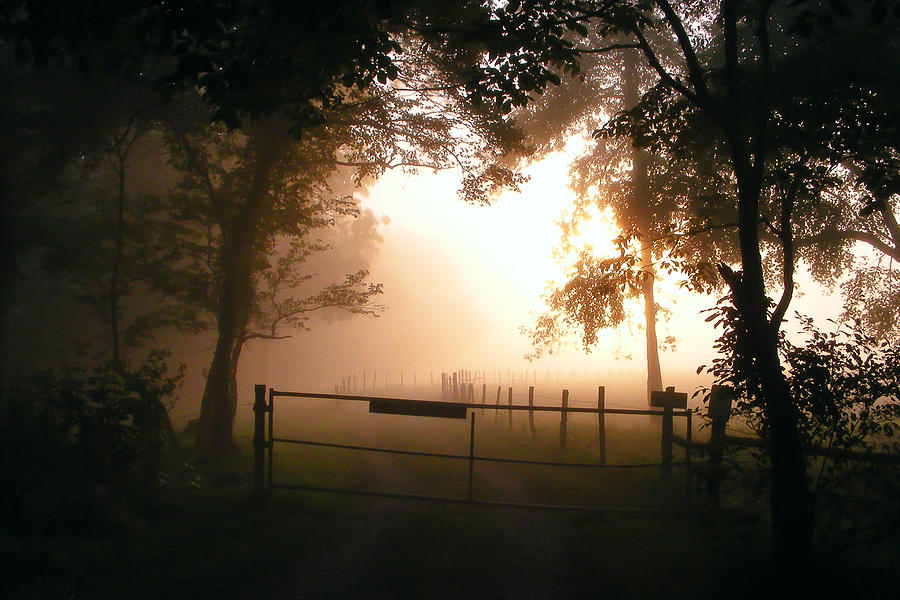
[631,27,702,106]
[797,229,900,260]
[750,0,775,188]
[771,168,799,329]
[654,0,713,106]
[574,43,642,54]
[880,203,900,249]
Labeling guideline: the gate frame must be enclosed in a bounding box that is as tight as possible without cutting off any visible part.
[252,385,693,512]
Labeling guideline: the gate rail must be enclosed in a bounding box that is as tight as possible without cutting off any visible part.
[253,385,693,512]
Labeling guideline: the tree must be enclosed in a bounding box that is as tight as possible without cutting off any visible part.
[3,1,546,460]
[470,0,899,577]
[159,113,387,458]
[151,26,538,459]
[521,43,735,400]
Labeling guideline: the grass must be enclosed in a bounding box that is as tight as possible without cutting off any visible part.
[3,405,897,599]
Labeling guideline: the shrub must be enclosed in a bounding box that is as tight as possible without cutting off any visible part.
[699,302,900,556]
[0,350,187,532]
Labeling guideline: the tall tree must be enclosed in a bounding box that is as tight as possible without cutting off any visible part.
[520,40,735,400]
[470,0,899,576]
[522,48,668,400]
[3,1,543,460]
[159,113,387,458]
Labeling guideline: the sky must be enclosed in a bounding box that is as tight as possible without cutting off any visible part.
[167,142,848,425]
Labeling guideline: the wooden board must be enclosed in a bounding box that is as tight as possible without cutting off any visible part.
[650,389,687,409]
[369,398,468,419]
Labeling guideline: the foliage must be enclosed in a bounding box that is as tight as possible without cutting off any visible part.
[0,350,187,532]
[700,305,900,552]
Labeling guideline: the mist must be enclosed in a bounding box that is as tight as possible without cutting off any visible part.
[4,2,899,599]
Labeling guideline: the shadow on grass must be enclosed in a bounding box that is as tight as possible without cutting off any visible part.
[4,433,897,600]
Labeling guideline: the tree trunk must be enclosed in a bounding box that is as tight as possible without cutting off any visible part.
[195,241,252,460]
[639,237,662,399]
[727,161,812,577]
[109,157,126,367]
[623,49,663,402]
[194,118,286,462]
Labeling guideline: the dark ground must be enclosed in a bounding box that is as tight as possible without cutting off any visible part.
[5,479,894,600]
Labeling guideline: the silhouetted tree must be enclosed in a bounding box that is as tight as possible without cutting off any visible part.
[521,44,736,400]
[469,0,899,577]
[159,113,386,458]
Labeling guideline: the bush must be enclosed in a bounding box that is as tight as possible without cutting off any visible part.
[0,350,188,533]
[700,303,900,557]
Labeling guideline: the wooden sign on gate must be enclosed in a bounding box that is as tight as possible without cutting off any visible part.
[650,386,687,409]
[369,398,468,419]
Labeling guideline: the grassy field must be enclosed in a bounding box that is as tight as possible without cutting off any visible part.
[4,396,897,599]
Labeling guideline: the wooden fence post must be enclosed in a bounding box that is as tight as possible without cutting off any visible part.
[560,389,569,451]
[598,386,606,464]
[707,385,733,498]
[495,385,501,422]
[467,412,476,502]
[452,372,459,402]
[481,383,486,404]
[662,402,674,482]
[650,386,687,484]
[507,386,513,428]
[528,385,536,440]
[253,384,267,498]
[468,382,475,404]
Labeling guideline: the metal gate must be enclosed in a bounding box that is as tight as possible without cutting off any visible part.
[252,384,693,512]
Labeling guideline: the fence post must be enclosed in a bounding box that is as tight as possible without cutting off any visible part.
[649,386,687,484]
[267,387,274,491]
[686,409,693,506]
[253,384,267,498]
[560,389,569,451]
[468,382,475,404]
[468,411,476,502]
[507,386,513,429]
[598,386,606,464]
[528,385,536,440]
[495,386,501,422]
[452,372,458,402]
[707,385,733,499]
[662,406,673,483]
[481,383,486,404]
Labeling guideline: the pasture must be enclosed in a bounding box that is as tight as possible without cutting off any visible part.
[5,384,896,600]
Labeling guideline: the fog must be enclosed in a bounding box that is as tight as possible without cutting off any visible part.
[196,151,847,430]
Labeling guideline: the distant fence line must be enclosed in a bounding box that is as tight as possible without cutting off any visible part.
[334,367,640,395]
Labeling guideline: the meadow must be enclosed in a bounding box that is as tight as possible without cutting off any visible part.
[4,385,896,600]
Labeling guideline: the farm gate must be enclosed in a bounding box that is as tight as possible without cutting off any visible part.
[252,384,694,512]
